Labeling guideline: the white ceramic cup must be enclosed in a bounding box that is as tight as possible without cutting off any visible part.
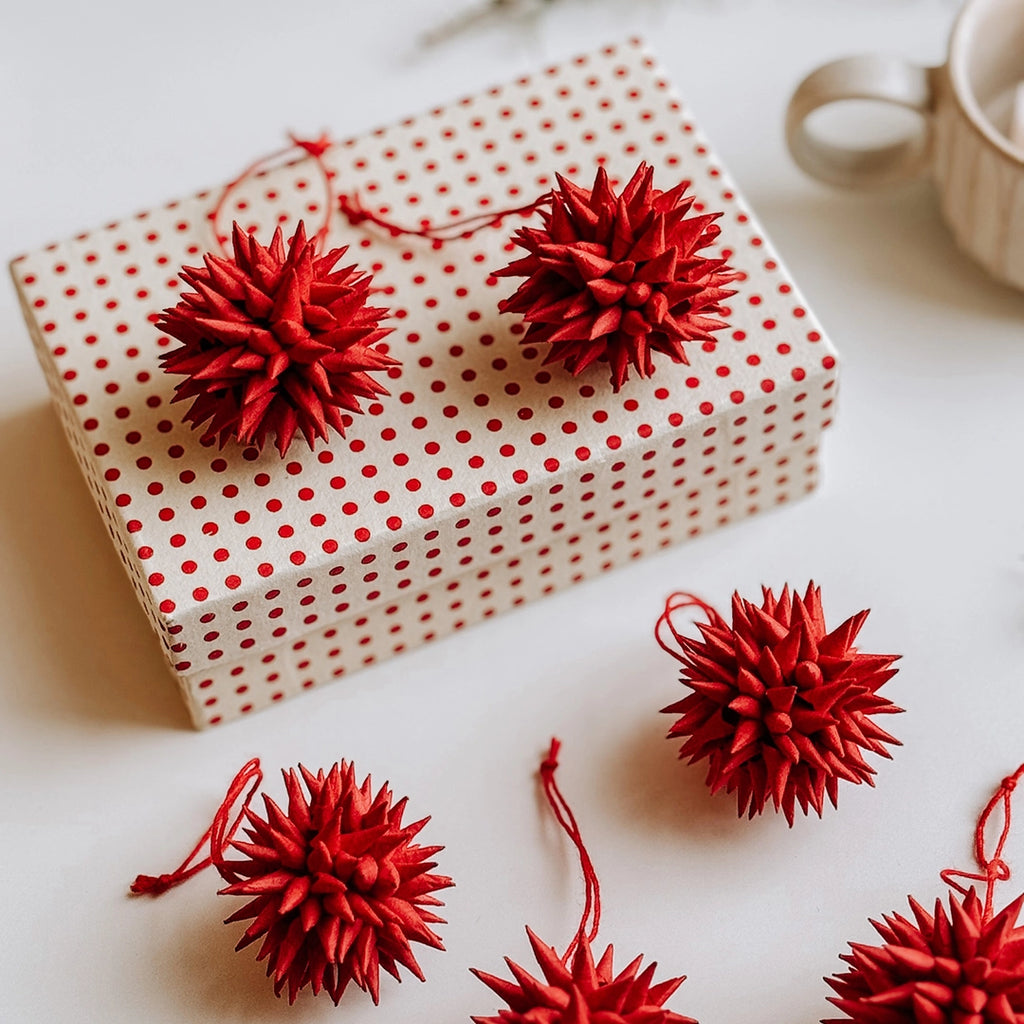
[786,0,1024,291]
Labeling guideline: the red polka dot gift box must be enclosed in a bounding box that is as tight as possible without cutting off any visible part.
[9,40,838,728]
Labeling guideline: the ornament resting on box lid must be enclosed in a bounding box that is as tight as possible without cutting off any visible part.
[825,765,1024,1022]
[656,583,902,824]
[471,739,695,1024]
[157,221,396,456]
[130,758,452,1005]
[494,163,740,392]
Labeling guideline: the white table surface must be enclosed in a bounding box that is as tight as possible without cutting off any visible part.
[3,1,1024,1021]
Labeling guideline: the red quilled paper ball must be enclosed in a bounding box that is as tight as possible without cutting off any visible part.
[158,221,396,456]
[218,762,452,1005]
[471,929,695,1024]
[825,889,1024,1023]
[662,583,902,824]
[494,162,738,391]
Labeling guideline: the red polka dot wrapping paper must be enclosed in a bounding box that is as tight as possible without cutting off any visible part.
[9,40,838,728]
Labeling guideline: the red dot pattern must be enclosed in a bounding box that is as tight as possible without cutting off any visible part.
[188,445,819,726]
[11,40,838,727]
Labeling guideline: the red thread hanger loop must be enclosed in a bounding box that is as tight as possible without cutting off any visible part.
[940,762,1024,919]
[339,190,553,244]
[129,758,263,896]
[210,135,337,255]
[210,134,549,257]
[538,737,601,960]
[654,591,725,664]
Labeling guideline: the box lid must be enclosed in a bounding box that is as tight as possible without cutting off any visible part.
[10,40,837,675]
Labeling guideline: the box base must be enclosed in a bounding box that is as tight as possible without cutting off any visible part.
[178,441,821,727]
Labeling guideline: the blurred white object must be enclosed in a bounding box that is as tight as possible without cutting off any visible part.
[786,0,1024,292]
[421,0,554,45]
[1011,82,1024,149]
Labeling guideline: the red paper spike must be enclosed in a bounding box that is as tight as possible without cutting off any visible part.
[493,162,741,391]
[655,584,902,825]
[470,738,696,1024]
[825,766,1024,1023]
[158,220,396,456]
[130,758,452,1006]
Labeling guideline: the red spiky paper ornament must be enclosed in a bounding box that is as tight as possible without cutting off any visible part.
[158,221,396,456]
[493,162,740,391]
[130,757,452,1005]
[825,766,1024,1023]
[655,583,902,825]
[471,739,696,1024]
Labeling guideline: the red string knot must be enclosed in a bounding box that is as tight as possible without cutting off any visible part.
[988,858,1012,882]
[540,737,562,775]
[339,194,369,226]
[1003,775,1019,794]
[289,133,332,159]
[129,872,176,896]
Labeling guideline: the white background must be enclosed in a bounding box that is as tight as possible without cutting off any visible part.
[3,1,1024,1022]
